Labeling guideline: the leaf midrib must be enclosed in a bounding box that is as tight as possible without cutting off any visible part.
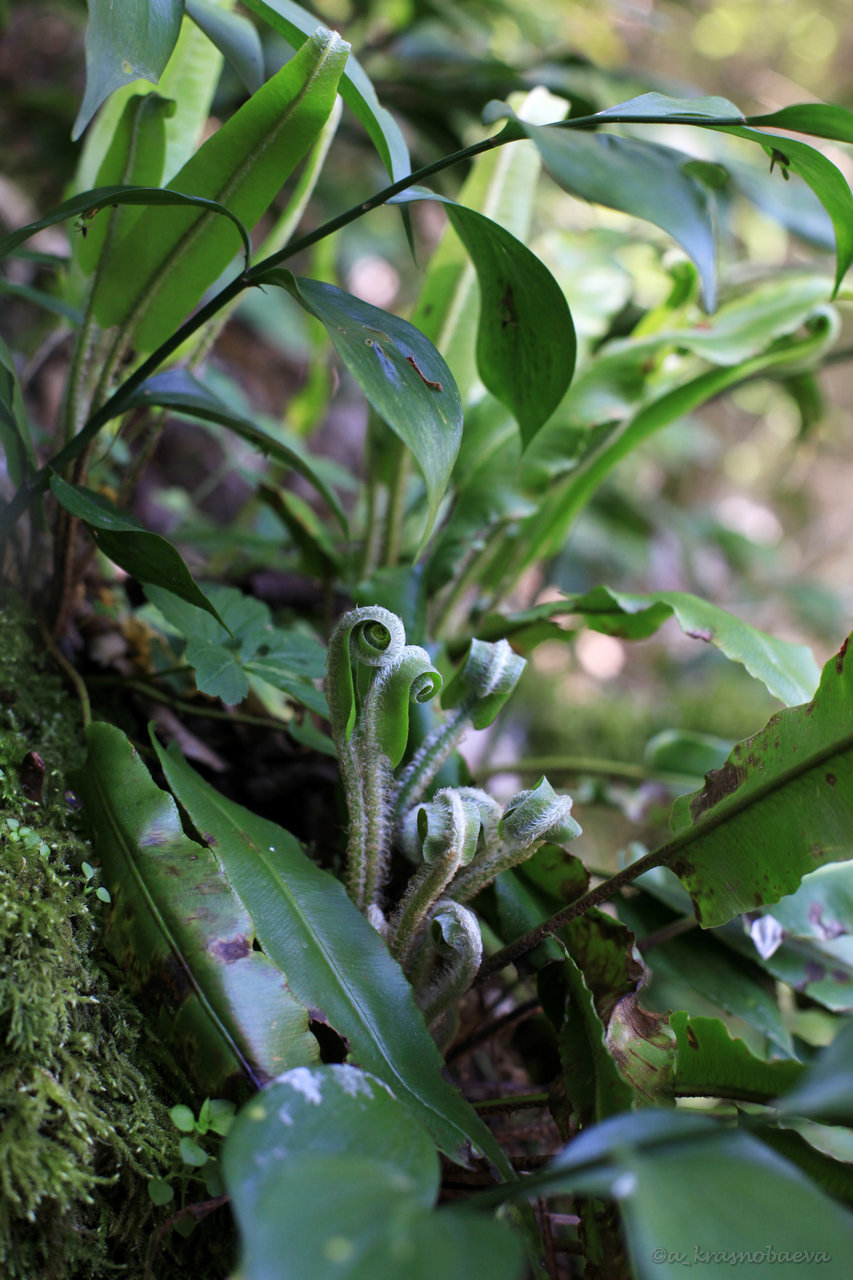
[124,33,342,338]
[189,776,495,1158]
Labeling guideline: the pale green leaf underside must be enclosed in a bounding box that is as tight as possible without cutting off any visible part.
[91,29,348,352]
[241,0,410,180]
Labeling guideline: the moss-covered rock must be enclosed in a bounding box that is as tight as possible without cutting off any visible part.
[0,600,236,1278]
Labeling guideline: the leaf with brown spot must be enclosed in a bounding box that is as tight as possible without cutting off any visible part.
[670,1013,803,1102]
[662,633,853,927]
[606,996,676,1103]
[74,722,319,1093]
[391,187,576,447]
[689,760,747,821]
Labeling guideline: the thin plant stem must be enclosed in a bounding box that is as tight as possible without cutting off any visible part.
[381,446,411,567]
[471,1092,550,1113]
[119,679,296,729]
[452,839,543,903]
[430,520,514,641]
[388,854,460,968]
[475,754,699,788]
[358,478,386,580]
[361,744,392,909]
[391,706,467,825]
[447,995,542,1062]
[339,741,370,908]
[637,915,699,954]
[117,406,169,507]
[86,665,194,684]
[474,843,674,984]
[39,622,92,728]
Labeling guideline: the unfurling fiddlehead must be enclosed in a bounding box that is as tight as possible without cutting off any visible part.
[418,901,483,1027]
[451,777,582,903]
[325,608,580,1027]
[326,607,441,910]
[391,638,526,826]
[387,789,481,969]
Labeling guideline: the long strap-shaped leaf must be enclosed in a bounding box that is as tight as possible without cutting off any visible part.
[75,722,319,1093]
[504,307,838,583]
[482,586,819,707]
[91,27,348,353]
[151,731,513,1174]
[665,634,853,927]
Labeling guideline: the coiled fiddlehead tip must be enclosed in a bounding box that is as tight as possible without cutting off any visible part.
[417,788,481,868]
[326,606,407,744]
[368,644,442,769]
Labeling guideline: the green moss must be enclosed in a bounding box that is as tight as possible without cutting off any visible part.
[0,600,236,1278]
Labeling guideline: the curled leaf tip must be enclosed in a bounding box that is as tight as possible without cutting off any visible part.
[417,789,482,868]
[500,776,581,849]
[441,637,526,729]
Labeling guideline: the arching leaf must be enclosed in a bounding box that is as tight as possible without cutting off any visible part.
[746,103,853,144]
[49,473,228,628]
[718,126,853,296]
[0,184,251,267]
[75,93,173,275]
[152,734,513,1174]
[241,0,410,181]
[393,189,575,446]
[568,586,819,706]
[592,92,744,124]
[503,114,719,309]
